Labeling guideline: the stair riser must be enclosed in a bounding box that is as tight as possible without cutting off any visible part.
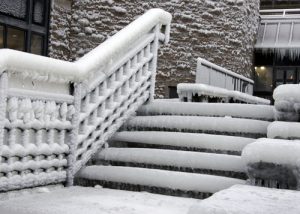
[121,127,266,138]
[97,160,247,179]
[75,178,213,199]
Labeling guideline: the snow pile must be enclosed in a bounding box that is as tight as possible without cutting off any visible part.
[273,84,300,121]
[112,131,255,152]
[124,116,270,136]
[241,138,300,166]
[268,121,300,139]
[188,184,300,214]
[177,83,270,105]
[77,165,245,193]
[138,100,275,120]
[0,9,171,83]
[97,147,245,172]
[0,186,198,214]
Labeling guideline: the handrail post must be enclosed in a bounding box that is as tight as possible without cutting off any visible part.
[0,72,8,165]
[66,83,82,186]
[149,24,160,101]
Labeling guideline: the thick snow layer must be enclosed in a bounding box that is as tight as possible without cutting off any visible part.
[188,184,300,214]
[241,138,300,166]
[138,100,275,120]
[273,84,300,103]
[267,121,300,139]
[78,166,245,193]
[177,83,270,105]
[0,186,198,214]
[124,116,270,135]
[112,131,255,152]
[97,148,245,172]
[0,9,171,83]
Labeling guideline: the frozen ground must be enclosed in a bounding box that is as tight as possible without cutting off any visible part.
[188,184,300,214]
[0,186,199,214]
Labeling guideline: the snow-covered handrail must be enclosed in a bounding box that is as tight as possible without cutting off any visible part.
[260,9,300,19]
[0,9,171,83]
[0,9,172,192]
[196,58,254,95]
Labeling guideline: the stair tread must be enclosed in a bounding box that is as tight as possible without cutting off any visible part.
[77,165,246,193]
[97,147,245,172]
[112,131,255,152]
[138,100,274,121]
[123,116,270,135]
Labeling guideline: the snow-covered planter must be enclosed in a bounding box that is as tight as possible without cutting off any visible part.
[0,9,172,191]
[242,138,300,190]
[273,84,300,121]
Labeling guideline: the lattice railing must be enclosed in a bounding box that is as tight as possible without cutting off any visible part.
[0,9,172,191]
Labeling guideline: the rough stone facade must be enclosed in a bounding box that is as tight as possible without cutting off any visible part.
[49,0,260,98]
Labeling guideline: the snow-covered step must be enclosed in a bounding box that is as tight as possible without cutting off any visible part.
[96,148,246,177]
[138,101,275,121]
[111,131,255,153]
[77,165,246,197]
[123,116,270,138]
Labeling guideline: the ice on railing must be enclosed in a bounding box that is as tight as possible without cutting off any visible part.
[0,9,171,83]
[177,83,270,105]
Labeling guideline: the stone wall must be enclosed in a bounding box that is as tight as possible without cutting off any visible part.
[49,0,260,98]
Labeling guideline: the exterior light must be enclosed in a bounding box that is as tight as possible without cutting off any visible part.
[260,66,266,70]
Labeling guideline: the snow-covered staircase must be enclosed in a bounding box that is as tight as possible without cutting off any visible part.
[0,9,172,192]
[77,100,275,198]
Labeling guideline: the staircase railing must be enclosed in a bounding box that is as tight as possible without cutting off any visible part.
[0,8,172,191]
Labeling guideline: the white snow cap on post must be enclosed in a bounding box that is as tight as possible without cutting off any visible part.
[273,84,300,103]
[0,9,172,83]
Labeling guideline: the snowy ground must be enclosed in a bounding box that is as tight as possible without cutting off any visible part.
[0,186,200,214]
[188,184,300,214]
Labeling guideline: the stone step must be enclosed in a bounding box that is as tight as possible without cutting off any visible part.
[76,165,246,199]
[138,100,275,121]
[97,147,245,173]
[111,131,255,154]
[122,115,270,138]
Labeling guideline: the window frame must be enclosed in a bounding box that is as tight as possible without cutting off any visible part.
[0,0,50,56]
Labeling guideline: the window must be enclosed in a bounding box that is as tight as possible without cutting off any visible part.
[0,0,50,55]
[260,0,300,9]
[7,27,25,51]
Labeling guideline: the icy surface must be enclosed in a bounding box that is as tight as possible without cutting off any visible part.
[188,184,300,214]
[0,186,198,214]
[97,148,245,172]
[112,131,255,152]
[78,166,245,193]
[138,100,275,120]
[268,121,300,139]
[242,138,300,166]
[124,116,270,135]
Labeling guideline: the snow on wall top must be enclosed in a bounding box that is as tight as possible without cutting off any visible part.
[242,138,300,166]
[0,9,171,83]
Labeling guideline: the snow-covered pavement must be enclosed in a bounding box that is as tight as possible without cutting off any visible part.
[0,186,199,214]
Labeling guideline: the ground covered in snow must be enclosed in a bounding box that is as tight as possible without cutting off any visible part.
[0,186,199,214]
[188,184,300,214]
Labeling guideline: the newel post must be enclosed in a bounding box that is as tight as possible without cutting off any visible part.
[66,83,82,186]
[0,72,8,166]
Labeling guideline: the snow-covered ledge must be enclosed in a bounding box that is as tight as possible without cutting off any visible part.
[0,8,172,192]
[242,138,300,190]
[273,84,300,121]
